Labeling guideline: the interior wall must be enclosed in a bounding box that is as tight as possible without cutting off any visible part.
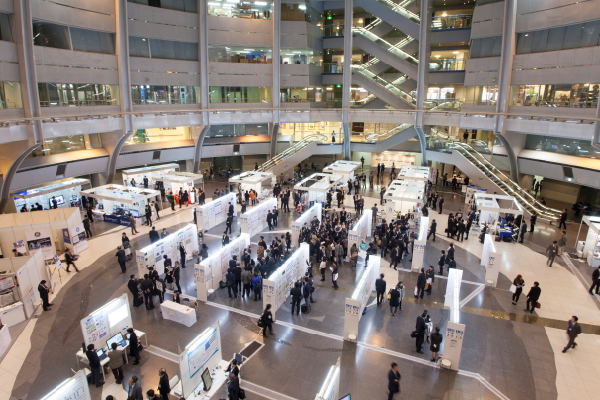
[540,178,580,204]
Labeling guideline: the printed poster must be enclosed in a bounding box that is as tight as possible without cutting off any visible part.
[25,229,54,260]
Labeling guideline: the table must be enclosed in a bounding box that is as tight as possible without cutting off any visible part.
[171,359,229,400]
[587,251,600,268]
[498,228,512,241]
[161,300,197,327]
[76,329,147,371]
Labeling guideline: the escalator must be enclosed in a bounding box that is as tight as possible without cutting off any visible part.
[352,72,414,109]
[355,0,420,39]
[257,134,328,176]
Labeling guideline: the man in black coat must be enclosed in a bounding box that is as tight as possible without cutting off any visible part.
[127,328,140,364]
[375,274,386,306]
[141,274,154,310]
[427,219,436,241]
[232,258,242,295]
[225,215,233,234]
[562,316,582,353]
[158,368,170,399]
[149,227,159,243]
[525,281,541,313]
[266,210,274,230]
[437,250,446,275]
[387,362,400,400]
[415,311,426,353]
[589,266,600,294]
[415,268,426,299]
[83,215,92,238]
[228,202,234,216]
[85,344,104,387]
[290,281,303,315]
[128,275,141,307]
[116,246,127,273]
[228,373,240,400]
[38,280,52,311]
[438,197,444,214]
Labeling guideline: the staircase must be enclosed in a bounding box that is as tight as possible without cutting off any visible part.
[258,134,327,176]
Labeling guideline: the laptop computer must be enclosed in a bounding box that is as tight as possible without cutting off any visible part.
[96,349,107,361]
[121,339,127,347]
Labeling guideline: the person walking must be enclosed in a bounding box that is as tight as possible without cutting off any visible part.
[511,274,524,305]
[430,327,443,362]
[546,241,558,267]
[127,376,142,400]
[387,363,401,400]
[108,342,124,384]
[590,266,600,295]
[158,368,170,400]
[524,282,541,313]
[425,266,435,295]
[415,311,426,353]
[331,263,339,290]
[83,215,92,238]
[260,304,273,337]
[38,280,52,311]
[149,226,159,243]
[557,231,568,256]
[85,344,105,387]
[562,316,581,353]
[415,268,426,299]
[559,208,568,229]
[64,249,80,272]
[427,219,436,241]
[389,285,400,316]
[115,246,127,273]
[129,213,138,235]
[376,274,386,306]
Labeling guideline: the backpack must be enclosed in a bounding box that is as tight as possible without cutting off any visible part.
[219,281,226,289]
[239,388,246,399]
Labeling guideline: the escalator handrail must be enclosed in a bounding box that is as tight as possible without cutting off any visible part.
[257,134,328,172]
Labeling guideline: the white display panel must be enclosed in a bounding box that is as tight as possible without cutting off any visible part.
[136,224,198,277]
[40,370,91,400]
[263,244,310,318]
[79,294,132,350]
[25,228,54,260]
[411,216,429,272]
[347,210,372,262]
[344,256,380,340]
[240,198,277,238]
[178,322,223,399]
[196,192,237,231]
[291,203,322,247]
[315,358,341,400]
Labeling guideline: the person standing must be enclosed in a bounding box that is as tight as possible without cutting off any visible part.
[128,377,143,400]
[115,246,127,273]
[83,215,92,238]
[158,368,170,400]
[546,241,558,267]
[141,274,154,310]
[331,263,339,290]
[562,316,581,353]
[266,210,274,230]
[557,231,568,255]
[129,213,138,235]
[154,201,160,219]
[415,311,426,353]
[518,221,527,243]
[425,266,435,295]
[252,274,262,301]
[590,266,600,295]
[430,327,443,362]
[149,226,159,243]
[415,268,426,299]
[387,363,400,400]
[128,275,141,307]
[437,250,445,275]
[376,274,386,306]
[559,208,568,229]
[438,196,444,214]
[145,205,153,226]
[360,156,365,169]
[427,219,436,241]
[524,281,541,313]
[108,342,124,384]
[127,328,140,364]
[530,212,537,233]
[261,304,273,337]
[226,268,237,299]
[511,274,524,305]
[389,285,400,316]
[290,281,302,315]
[85,344,105,387]
[38,280,52,311]
[179,242,187,268]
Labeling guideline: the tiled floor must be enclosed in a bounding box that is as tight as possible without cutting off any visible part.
[2,179,600,400]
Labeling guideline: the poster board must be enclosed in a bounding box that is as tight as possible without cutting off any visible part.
[344,256,380,340]
[25,229,54,260]
[16,264,35,318]
[196,193,236,231]
[240,198,277,238]
[263,243,310,319]
[372,152,416,169]
[79,293,132,350]
[464,185,486,204]
[444,321,466,371]
[314,357,341,400]
[136,224,198,277]
[40,369,92,400]
[411,216,429,272]
[291,203,322,247]
[347,210,372,262]
[178,321,223,399]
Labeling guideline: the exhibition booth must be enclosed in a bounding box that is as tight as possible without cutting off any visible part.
[136,224,198,276]
[196,193,237,232]
[294,173,343,205]
[371,151,416,172]
[575,215,600,267]
[155,172,203,203]
[240,198,278,238]
[229,171,274,194]
[383,182,425,215]
[12,178,91,213]
[80,184,161,226]
[0,207,83,260]
[398,169,429,182]
[344,256,380,341]
[464,185,487,204]
[322,160,361,182]
[473,193,524,241]
[122,163,180,187]
[195,234,251,302]
[291,203,322,247]
[77,294,147,379]
[347,210,372,262]
[263,243,310,320]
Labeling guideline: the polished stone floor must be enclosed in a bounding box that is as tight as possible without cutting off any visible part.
[2,179,600,400]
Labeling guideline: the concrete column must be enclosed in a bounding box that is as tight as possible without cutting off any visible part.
[593,89,600,150]
[273,0,281,126]
[493,0,519,182]
[342,0,353,160]
[414,0,431,166]
[199,0,210,125]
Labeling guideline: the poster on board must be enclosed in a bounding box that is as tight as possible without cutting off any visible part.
[13,240,26,256]
[25,229,54,260]
[70,224,88,254]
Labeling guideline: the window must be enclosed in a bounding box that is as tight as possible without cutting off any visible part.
[516,20,600,54]
[510,83,599,108]
[0,12,13,42]
[209,87,272,103]
[207,124,269,138]
[208,2,272,19]
[470,36,502,58]
[38,83,120,107]
[131,85,200,104]
[32,20,115,54]
[129,36,150,57]
[0,81,23,109]
[127,0,198,13]
[124,126,193,145]
[129,36,198,60]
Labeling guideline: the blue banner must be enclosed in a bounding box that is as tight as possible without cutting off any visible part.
[103,214,131,226]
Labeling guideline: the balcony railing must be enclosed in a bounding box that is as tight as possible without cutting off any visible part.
[0,101,20,109]
[322,63,344,74]
[39,99,118,107]
[323,24,345,37]
[429,58,466,72]
[512,98,599,109]
[432,14,472,30]
[132,98,200,105]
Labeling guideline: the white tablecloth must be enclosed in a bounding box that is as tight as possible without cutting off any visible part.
[160,301,196,327]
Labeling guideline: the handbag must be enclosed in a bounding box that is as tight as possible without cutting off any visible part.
[535,302,541,309]
[410,331,418,338]
[257,318,264,328]
[509,284,517,294]
[424,283,430,290]
[414,286,418,296]
[239,388,246,399]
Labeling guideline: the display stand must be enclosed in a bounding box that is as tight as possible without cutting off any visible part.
[411,216,429,272]
[343,256,380,341]
[196,193,237,232]
[122,163,180,187]
[464,185,487,204]
[397,168,429,182]
[160,300,197,327]
[12,178,91,212]
[576,216,600,266]
[174,322,226,400]
[291,203,322,247]
[347,210,372,262]
[315,357,341,400]
[383,181,425,215]
[482,239,502,287]
[156,173,203,201]
[294,173,344,205]
[473,193,524,231]
[229,171,274,193]
[195,234,250,302]
[263,243,310,320]
[40,370,92,400]
[136,224,198,276]
[443,268,465,371]
[322,160,361,182]
[480,234,494,267]
[240,198,277,238]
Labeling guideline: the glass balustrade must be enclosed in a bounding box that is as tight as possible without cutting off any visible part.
[375,0,420,23]
[432,14,472,30]
[258,134,328,172]
[323,24,345,37]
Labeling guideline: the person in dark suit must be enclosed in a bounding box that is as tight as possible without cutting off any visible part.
[524,281,541,313]
[387,362,400,400]
[590,266,600,295]
[266,210,274,230]
[415,268,426,299]
[141,274,154,310]
[64,249,79,272]
[427,219,436,241]
[83,215,92,238]
[51,196,58,209]
[115,246,127,273]
[158,368,170,399]
[447,256,456,270]
[85,344,104,387]
[149,227,159,243]
[172,261,182,293]
[438,250,445,275]
[223,232,230,246]
[430,327,443,362]
[128,376,142,400]
[290,281,303,315]
[128,275,141,307]
[228,372,240,400]
[415,311,426,353]
[562,316,582,353]
[518,221,527,243]
[127,328,140,364]
[375,274,386,306]
[228,202,234,216]
[425,266,435,295]
[38,280,52,311]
